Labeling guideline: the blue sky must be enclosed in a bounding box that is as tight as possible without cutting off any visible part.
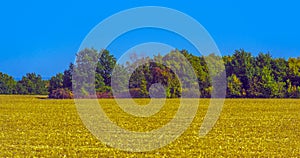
[0,0,299,78]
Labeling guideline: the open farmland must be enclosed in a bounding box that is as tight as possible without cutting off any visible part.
[0,95,300,157]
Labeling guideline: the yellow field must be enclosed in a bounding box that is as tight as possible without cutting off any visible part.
[0,95,300,157]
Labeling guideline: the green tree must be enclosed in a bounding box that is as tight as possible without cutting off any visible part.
[96,49,116,87]
[287,58,300,87]
[63,63,73,91]
[231,49,255,97]
[48,73,64,93]
[248,76,263,98]
[73,48,99,97]
[260,66,279,97]
[111,64,129,96]
[16,73,47,95]
[227,74,242,97]
[287,79,300,98]
[0,72,16,94]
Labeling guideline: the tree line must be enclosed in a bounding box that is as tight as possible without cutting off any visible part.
[1,48,300,98]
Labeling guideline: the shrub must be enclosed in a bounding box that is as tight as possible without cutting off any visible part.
[49,88,73,99]
[96,91,114,98]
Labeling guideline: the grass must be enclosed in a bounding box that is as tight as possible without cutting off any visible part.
[0,95,300,157]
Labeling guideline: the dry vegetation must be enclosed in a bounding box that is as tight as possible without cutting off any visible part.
[0,95,300,157]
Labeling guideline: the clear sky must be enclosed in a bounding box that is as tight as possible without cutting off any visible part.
[0,0,299,78]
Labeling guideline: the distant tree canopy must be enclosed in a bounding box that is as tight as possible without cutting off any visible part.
[0,72,16,94]
[48,63,73,99]
[0,73,48,95]
[1,48,300,98]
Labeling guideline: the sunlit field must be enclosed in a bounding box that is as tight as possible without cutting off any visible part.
[1,95,299,157]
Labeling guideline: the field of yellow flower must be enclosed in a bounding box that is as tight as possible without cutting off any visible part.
[0,95,299,157]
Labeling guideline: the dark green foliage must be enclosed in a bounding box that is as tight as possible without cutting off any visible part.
[48,64,74,99]
[16,73,48,95]
[63,63,73,91]
[0,72,16,94]
[49,73,64,92]
[227,74,242,97]
[73,48,99,97]
[96,49,116,87]
[1,48,300,98]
